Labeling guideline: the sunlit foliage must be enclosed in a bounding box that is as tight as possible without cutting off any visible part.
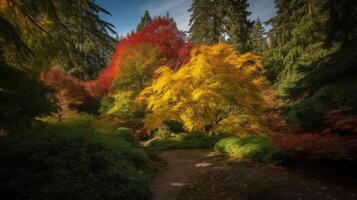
[111,43,166,93]
[100,44,165,126]
[137,43,267,135]
[90,17,192,94]
[214,135,289,164]
[146,133,225,152]
[106,91,141,119]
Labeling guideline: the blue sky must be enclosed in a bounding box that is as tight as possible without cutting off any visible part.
[97,0,276,36]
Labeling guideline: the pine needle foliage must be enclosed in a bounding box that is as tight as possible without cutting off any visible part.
[189,0,252,53]
[0,0,116,79]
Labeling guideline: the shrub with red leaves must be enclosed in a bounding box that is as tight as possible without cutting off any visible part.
[135,129,149,140]
[41,69,98,116]
[274,133,357,161]
[42,18,193,113]
[323,109,357,135]
[93,17,192,94]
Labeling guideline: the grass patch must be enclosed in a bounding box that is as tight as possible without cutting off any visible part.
[214,135,291,164]
[0,114,152,200]
[146,132,226,152]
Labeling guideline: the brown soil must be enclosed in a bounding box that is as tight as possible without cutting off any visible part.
[151,149,357,200]
[150,149,226,200]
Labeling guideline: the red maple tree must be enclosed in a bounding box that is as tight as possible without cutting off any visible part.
[92,17,192,95]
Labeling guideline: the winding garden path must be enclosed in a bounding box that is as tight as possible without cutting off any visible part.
[151,149,357,200]
[150,149,225,200]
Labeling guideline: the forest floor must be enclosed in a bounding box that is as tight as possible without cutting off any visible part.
[150,149,226,200]
[151,149,357,200]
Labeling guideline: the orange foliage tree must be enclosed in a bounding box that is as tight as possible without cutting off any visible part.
[87,17,192,95]
[40,69,97,118]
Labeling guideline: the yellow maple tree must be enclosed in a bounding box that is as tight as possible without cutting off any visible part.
[137,43,268,135]
[104,43,165,124]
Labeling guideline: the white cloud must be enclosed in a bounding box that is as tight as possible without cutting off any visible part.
[248,0,276,30]
[141,0,191,31]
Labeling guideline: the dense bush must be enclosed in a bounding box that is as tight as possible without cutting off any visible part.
[116,127,134,135]
[115,127,137,144]
[284,39,357,130]
[0,115,152,200]
[274,133,357,161]
[146,132,225,152]
[1,64,55,130]
[40,69,98,116]
[214,135,290,164]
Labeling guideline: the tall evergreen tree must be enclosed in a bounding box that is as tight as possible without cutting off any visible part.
[0,13,54,129]
[266,0,357,129]
[189,0,223,44]
[265,0,328,89]
[0,0,117,80]
[165,11,170,19]
[188,0,252,52]
[226,0,252,53]
[0,0,116,128]
[136,10,152,32]
[248,18,268,55]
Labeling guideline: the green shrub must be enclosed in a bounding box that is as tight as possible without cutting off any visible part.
[116,127,133,135]
[0,115,152,200]
[146,132,225,151]
[0,64,55,130]
[214,135,290,164]
[285,76,357,130]
[115,127,137,144]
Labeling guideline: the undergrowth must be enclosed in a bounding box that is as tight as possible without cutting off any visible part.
[0,114,153,200]
[145,132,226,152]
[214,135,291,164]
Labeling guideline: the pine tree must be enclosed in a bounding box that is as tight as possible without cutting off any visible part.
[248,18,267,55]
[324,0,357,46]
[189,0,223,44]
[188,0,252,52]
[226,0,253,53]
[265,0,328,88]
[0,0,117,80]
[266,0,357,129]
[165,11,170,19]
[0,0,116,128]
[136,10,152,32]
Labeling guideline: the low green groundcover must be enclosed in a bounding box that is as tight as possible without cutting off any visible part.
[146,132,225,152]
[214,135,290,164]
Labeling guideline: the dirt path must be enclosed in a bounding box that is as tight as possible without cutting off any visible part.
[151,149,357,200]
[150,149,225,200]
